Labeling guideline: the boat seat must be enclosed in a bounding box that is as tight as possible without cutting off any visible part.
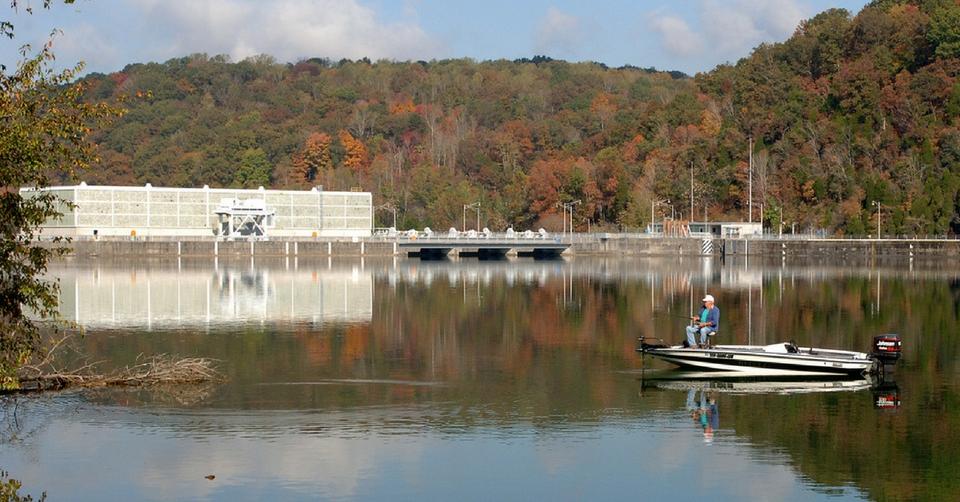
[704,330,718,348]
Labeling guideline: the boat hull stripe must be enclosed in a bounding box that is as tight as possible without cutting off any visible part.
[650,353,871,376]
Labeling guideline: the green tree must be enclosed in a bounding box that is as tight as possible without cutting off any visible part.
[928,3,960,59]
[234,148,272,188]
[1,2,121,386]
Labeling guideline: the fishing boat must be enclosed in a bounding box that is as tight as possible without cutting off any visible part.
[636,334,901,377]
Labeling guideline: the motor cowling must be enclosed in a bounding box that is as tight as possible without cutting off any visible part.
[872,334,902,363]
[873,381,901,409]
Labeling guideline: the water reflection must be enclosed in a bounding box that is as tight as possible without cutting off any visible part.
[3,257,959,501]
[687,389,719,442]
[641,373,877,395]
[54,259,373,328]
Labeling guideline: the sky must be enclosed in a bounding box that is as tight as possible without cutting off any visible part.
[2,0,871,76]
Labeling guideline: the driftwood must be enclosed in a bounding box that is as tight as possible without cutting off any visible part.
[17,355,221,392]
[9,334,222,393]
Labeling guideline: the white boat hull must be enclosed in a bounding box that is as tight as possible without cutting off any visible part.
[639,343,876,377]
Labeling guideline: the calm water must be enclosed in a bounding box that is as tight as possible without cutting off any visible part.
[2,256,959,501]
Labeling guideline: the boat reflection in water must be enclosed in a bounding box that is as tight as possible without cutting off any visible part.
[641,370,901,441]
[641,371,878,395]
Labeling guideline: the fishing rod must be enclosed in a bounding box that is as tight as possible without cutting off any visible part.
[652,313,700,322]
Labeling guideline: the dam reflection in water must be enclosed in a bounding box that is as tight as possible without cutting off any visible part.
[55,259,374,328]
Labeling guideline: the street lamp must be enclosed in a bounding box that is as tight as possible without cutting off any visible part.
[748,136,753,224]
[779,205,783,238]
[651,198,670,234]
[557,200,582,235]
[463,202,480,231]
[375,202,397,229]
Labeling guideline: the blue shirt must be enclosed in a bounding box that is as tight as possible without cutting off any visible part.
[699,306,720,331]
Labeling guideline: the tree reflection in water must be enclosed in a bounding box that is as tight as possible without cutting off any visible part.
[0,257,957,500]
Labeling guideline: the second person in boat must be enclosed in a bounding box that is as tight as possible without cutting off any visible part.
[686,294,719,348]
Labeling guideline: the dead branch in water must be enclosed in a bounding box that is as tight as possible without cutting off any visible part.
[5,330,223,393]
[27,355,221,391]
[14,346,222,392]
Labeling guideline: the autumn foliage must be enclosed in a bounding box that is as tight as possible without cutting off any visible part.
[73,1,960,235]
[338,129,368,174]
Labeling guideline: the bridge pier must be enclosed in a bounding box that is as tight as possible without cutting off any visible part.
[459,248,509,259]
[400,238,569,260]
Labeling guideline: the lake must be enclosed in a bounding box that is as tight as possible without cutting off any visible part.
[1,256,958,501]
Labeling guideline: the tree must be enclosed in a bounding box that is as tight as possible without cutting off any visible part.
[928,4,960,59]
[293,132,332,184]
[1,2,121,387]
[590,92,616,131]
[234,148,272,188]
[338,129,369,173]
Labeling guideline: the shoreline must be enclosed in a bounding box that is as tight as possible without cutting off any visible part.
[35,235,960,259]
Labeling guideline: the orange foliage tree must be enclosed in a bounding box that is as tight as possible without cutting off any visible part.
[339,129,369,173]
[590,92,617,131]
[293,132,332,184]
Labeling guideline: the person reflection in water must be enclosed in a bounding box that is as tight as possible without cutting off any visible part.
[688,390,719,443]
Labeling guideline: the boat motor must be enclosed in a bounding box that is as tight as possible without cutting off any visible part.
[873,380,901,410]
[871,334,902,364]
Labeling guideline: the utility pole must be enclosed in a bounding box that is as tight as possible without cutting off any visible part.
[560,200,582,235]
[651,199,669,234]
[748,137,753,224]
[557,202,566,235]
[376,203,397,229]
[690,160,694,223]
[650,200,654,233]
[873,201,881,240]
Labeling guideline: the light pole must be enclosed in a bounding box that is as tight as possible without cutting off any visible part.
[690,160,694,223]
[651,198,670,234]
[559,200,581,235]
[463,202,480,231]
[376,203,397,229]
[873,201,881,240]
[748,137,753,224]
[556,202,565,234]
[779,205,783,238]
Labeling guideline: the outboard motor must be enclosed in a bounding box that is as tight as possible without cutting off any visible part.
[873,380,901,410]
[871,334,902,364]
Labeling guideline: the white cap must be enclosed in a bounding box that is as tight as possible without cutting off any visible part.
[702,294,715,303]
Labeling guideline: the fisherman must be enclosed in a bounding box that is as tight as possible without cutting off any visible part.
[686,294,719,348]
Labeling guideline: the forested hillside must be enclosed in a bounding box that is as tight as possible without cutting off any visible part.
[75,0,960,235]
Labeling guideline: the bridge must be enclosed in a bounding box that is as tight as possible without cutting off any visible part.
[396,235,569,259]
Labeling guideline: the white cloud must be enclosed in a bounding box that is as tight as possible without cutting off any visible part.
[535,6,582,56]
[753,0,806,36]
[49,22,120,73]
[649,0,806,65]
[130,0,444,63]
[702,0,805,53]
[650,15,702,57]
